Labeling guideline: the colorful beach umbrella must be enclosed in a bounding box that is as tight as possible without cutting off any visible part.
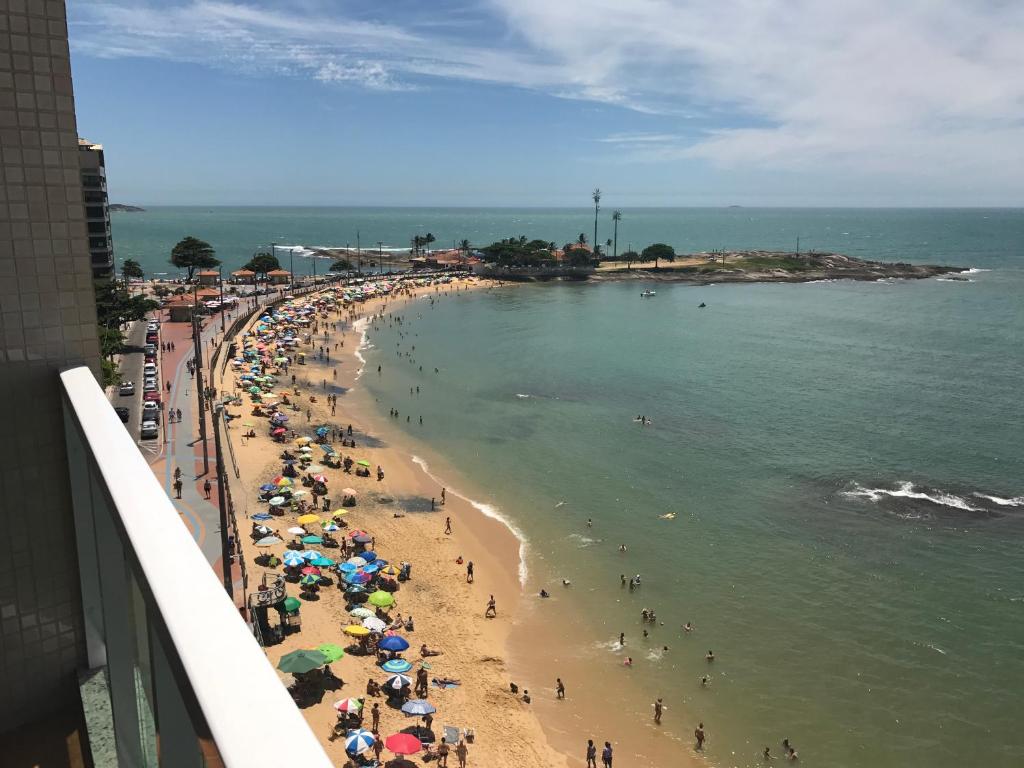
[317,643,346,662]
[356,460,371,467]
[383,673,412,690]
[310,556,335,568]
[277,649,327,674]
[297,513,320,524]
[378,565,401,577]
[382,658,413,674]
[301,535,324,544]
[334,697,363,713]
[299,574,319,587]
[282,596,301,612]
[300,550,322,561]
[344,729,375,755]
[378,635,409,652]
[384,733,421,756]
[401,699,436,716]
[343,625,370,638]
[368,590,395,608]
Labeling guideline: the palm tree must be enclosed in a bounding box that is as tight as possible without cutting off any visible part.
[612,210,621,259]
[577,232,588,247]
[459,239,471,261]
[592,188,601,252]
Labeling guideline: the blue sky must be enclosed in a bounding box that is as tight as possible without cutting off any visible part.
[68,1,1024,207]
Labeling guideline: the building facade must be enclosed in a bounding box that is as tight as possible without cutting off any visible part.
[78,138,113,280]
[0,0,100,731]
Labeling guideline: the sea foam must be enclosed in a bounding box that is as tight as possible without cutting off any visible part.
[411,455,529,586]
[972,492,1024,507]
[843,481,985,512]
[352,317,369,379]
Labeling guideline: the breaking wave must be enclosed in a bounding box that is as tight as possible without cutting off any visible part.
[411,455,529,586]
[843,481,984,512]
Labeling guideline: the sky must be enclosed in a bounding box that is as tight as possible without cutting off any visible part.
[68,0,1024,207]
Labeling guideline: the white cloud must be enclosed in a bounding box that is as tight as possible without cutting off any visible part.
[70,0,1024,195]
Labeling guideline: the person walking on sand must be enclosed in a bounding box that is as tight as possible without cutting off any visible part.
[437,738,450,767]
[441,487,446,505]
[586,739,598,768]
[654,697,664,724]
[456,740,468,768]
[431,497,436,511]
[485,595,496,618]
[602,741,613,768]
[466,561,474,583]
[444,517,452,535]
[203,479,211,499]
[556,678,565,699]
[695,722,706,751]
[371,702,380,731]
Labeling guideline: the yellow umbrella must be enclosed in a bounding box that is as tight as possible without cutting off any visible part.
[379,565,401,577]
[297,513,320,525]
[275,477,293,487]
[332,509,350,518]
[295,437,312,446]
[343,625,370,637]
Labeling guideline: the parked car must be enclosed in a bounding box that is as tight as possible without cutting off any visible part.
[144,343,157,355]
[143,379,158,392]
[143,363,157,377]
[143,391,161,404]
[142,401,160,418]
[147,323,159,333]
[140,420,159,439]
[114,406,130,422]
[118,380,135,395]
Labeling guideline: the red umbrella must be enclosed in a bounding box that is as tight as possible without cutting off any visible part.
[300,566,321,575]
[348,529,367,539]
[384,733,421,756]
[271,428,286,436]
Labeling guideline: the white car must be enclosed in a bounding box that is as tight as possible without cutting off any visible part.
[143,362,157,377]
[143,379,158,393]
[118,380,135,396]
[147,322,159,332]
[140,420,159,439]
[142,401,160,418]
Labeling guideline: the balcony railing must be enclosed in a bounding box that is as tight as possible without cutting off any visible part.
[60,366,332,767]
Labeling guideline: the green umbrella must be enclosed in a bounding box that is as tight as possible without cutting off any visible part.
[299,574,319,586]
[283,596,301,612]
[248,386,261,394]
[317,643,346,663]
[302,535,324,544]
[367,590,395,608]
[277,649,327,674]
[357,460,371,467]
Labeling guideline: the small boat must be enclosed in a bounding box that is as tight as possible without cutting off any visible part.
[641,290,656,298]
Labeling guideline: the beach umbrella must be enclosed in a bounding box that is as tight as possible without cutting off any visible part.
[368,591,395,608]
[343,625,370,638]
[287,526,306,535]
[268,496,286,506]
[313,474,328,483]
[248,386,261,394]
[332,509,350,518]
[352,534,372,545]
[283,553,305,567]
[401,699,436,717]
[362,616,387,632]
[283,596,301,612]
[319,445,335,454]
[379,565,401,577]
[382,658,413,674]
[317,642,346,663]
[378,635,409,652]
[259,483,277,492]
[299,574,319,587]
[274,477,293,487]
[349,607,375,619]
[277,649,327,674]
[300,550,322,561]
[295,437,312,445]
[346,556,368,567]
[253,525,272,535]
[315,427,329,437]
[306,464,325,473]
[344,728,375,755]
[361,551,378,563]
[321,522,339,532]
[297,514,320,524]
[255,536,282,547]
[300,566,321,576]
[291,489,308,497]
[341,488,357,497]
[344,571,371,585]
[383,673,412,690]
[338,562,359,573]
[362,562,382,574]
[357,460,371,467]
[333,697,363,713]
[302,535,324,545]
[384,733,421,757]
[310,556,335,568]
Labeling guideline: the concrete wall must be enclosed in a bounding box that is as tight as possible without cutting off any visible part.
[0,0,99,729]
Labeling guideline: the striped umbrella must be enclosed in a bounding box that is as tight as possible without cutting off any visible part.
[401,699,437,716]
[333,697,363,713]
[383,673,411,690]
[344,729,375,755]
[382,658,413,674]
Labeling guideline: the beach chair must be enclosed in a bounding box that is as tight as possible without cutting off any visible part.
[443,725,459,745]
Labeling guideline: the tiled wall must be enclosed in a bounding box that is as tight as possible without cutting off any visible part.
[0,0,99,728]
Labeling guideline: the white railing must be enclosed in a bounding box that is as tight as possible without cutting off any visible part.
[61,366,332,767]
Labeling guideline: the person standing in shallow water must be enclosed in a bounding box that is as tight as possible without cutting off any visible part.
[601,741,613,767]
[695,722,706,751]
[654,697,664,724]
[585,739,597,768]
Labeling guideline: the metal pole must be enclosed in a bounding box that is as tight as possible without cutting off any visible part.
[191,288,209,475]
[313,256,317,289]
[212,405,233,599]
[218,265,225,333]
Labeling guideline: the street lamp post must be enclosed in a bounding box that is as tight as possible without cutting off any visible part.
[211,403,233,599]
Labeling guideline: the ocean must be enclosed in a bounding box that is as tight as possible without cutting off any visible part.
[117,208,1024,766]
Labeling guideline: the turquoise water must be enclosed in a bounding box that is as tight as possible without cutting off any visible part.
[349,209,1023,768]
[117,208,1024,766]
[110,206,1019,277]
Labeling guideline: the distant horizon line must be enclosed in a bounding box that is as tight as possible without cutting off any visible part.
[112,204,1024,211]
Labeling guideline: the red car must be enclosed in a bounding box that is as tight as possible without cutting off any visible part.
[143,391,162,404]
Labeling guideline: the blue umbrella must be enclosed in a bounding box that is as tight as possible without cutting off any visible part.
[344,729,376,755]
[382,658,413,674]
[310,556,335,567]
[361,551,378,563]
[344,571,371,585]
[319,444,335,454]
[345,584,367,594]
[401,699,437,716]
[339,562,359,573]
[378,635,409,652]
[260,484,277,492]
[300,550,322,561]
[251,513,273,521]
[363,562,382,574]
[315,426,329,437]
